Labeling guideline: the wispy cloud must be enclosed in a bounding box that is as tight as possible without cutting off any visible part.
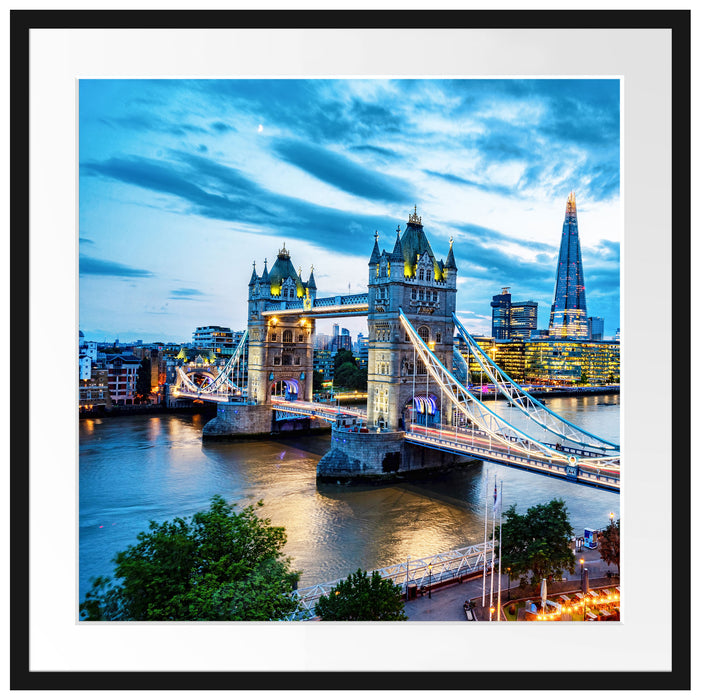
[80,255,153,278]
[169,288,207,300]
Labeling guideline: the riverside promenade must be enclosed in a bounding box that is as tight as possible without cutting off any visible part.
[404,545,613,621]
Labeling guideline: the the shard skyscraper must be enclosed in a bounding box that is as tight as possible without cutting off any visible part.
[548,192,589,339]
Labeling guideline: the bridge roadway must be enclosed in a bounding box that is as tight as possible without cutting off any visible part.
[271,399,620,492]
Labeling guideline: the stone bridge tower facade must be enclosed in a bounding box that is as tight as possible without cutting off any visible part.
[246,245,317,405]
[366,208,457,430]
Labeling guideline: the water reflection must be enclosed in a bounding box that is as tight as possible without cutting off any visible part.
[80,396,620,597]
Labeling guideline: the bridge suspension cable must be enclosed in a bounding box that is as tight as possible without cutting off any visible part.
[175,330,248,398]
[399,309,618,470]
[452,313,619,453]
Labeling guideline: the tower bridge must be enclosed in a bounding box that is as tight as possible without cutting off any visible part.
[195,205,619,491]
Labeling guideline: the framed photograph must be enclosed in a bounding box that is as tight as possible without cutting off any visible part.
[10,7,689,692]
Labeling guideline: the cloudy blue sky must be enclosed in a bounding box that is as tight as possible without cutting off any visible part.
[79,78,620,343]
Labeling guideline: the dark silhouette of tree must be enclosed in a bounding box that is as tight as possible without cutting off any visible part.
[496,499,575,589]
[314,569,407,621]
[134,357,152,403]
[598,518,620,574]
[80,496,301,621]
[333,349,367,390]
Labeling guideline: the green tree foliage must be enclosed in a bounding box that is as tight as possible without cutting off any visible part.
[80,495,301,621]
[598,518,620,574]
[312,370,325,391]
[134,357,152,403]
[333,349,367,390]
[314,569,408,621]
[497,499,575,588]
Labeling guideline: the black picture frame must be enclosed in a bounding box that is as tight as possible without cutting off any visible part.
[10,8,690,692]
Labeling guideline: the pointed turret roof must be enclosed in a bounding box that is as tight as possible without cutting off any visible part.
[445,237,457,269]
[390,226,404,262]
[268,243,304,295]
[249,261,258,286]
[260,258,270,284]
[368,231,381,265]
[400,206,436,267]
[307,265,317,290]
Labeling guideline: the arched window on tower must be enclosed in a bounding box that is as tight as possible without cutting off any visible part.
[418,326,430,343]
[436,331,442,344]
[282,330,293,343]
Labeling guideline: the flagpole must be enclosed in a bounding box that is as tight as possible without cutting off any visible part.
[489,474,496,620]
[497,480,503,621]
[482,476,488,606]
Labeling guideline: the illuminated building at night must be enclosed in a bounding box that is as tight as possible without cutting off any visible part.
[548,192,589,339]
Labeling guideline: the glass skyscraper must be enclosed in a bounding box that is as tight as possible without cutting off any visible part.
[549,192,589,339]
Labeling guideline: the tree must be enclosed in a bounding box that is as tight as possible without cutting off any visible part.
[598,518,620,574]
[333,349,367,390]
[314,569,408,621]
[312,370,325,392]
[80,495,301,621]
[134,357,152,403]
[497,499,575,589]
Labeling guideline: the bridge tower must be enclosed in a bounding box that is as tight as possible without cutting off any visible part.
[246,244,317,405]
[366,207,457,430]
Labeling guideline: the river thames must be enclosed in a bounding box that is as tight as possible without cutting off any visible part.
[79,394,620,600]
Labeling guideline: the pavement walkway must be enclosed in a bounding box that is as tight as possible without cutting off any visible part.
[404,545,613,621]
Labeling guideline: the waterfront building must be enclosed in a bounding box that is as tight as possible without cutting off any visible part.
[524,339,620,385]
[79,367,112,412]
[367,208,457,429]
[548,192,589,339]
[588,317,605,341]
[105,353,141,405]
[461,334,619,386]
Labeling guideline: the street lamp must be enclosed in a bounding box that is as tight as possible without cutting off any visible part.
[428,564,433,598]
[490,606,495,622]
[580,558,584,578]
[507,567,511,600]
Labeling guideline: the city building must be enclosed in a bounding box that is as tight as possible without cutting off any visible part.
[79,367,112,412]
[332,327,352,352]
[193,325,235,353]
[588,317,605,341]
[313,350,336,382]
[490,288,512,339]
[510,300,538,339]
[355,335,369,371]
[548,192,589,339]
[459,334,619,386]
[491,289,538,340]
[105,353,142,405]
[524,339,620,385]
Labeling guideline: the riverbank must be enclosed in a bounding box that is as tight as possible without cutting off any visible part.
[79,403,217,419]
[404,544,613,621]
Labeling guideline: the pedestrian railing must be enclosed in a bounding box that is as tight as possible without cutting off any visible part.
[287,541,492,621]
